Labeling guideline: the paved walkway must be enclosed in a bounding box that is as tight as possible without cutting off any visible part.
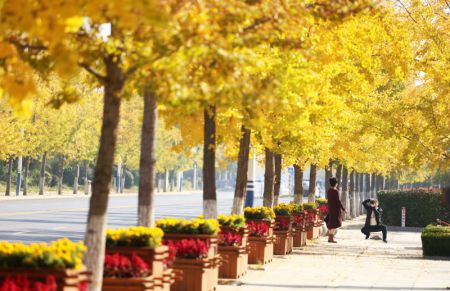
[218,217,450,291]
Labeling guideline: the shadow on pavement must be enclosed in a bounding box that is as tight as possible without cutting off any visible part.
[240,283,447,290]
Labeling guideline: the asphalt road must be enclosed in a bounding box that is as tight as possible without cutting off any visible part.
[0,191,292,243]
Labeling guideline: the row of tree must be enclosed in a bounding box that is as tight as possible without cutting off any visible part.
[1,1,448,290]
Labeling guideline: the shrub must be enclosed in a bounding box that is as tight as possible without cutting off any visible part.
[156,217,219,235]
[273,203,294,216]
[166,239,209,259]
[218,232,242,247]
[316,198,328,206]
[217,214,246,230]
[103,252,150,278]
[377,190,449,227]
[289,202,304,214]
[246,221,269,237]
[303,202,318,213]
[421,225,450,257]
[105,226,164,248]
[244,206,275,220]
[0,238,86,270]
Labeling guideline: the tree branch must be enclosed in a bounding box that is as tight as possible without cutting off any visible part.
[445,0,450,10]
[79,62,106,82]
[243,17,272,33]
[396,0,419,24]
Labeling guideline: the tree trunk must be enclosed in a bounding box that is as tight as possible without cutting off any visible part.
[336,163,343,191]
[364,173,370,202]
[359,173,364,215]
[156,173,160,192]
[263,148,275,207]
[354,172,359,216]
[5,157,13,196]
[84,57,124,291]
[308,164,317,203]
[325,159,333,190]
[349,170,356,218]
[23,157,30,196]
[137,86,157,227]
[120,168,125,193]
[273,153,282,206]
[73,162,80,194]
[169,170,175,192]
[84,161,89,195]
[232,125,251,215]
[341,167,349,220]
[294,165,303,203]
[203,105,217,218]
[371,173,377,198]
[58,155,65,195]
[39,152,47,195]
[163,169,168,192]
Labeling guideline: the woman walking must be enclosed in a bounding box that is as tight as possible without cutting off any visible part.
[325,177,347,243]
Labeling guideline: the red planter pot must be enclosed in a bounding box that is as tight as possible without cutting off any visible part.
[246,220,275,265]
[0,267,90,291]
[103,276,154,291]
[273,230,293,255]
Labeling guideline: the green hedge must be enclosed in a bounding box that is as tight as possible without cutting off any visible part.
[421,225,450,257]
[377,190,449,227]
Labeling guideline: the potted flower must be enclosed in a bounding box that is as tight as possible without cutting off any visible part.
[103,252,154,290]
[103,226,172,291]
[217,214,248,279]
[303,202,320,239]
[290,203,307,247]
[273,203,294,255]
[316,198,328,221]
[156,217,220,291]
[244,207,275,264]
[0,238,89,291]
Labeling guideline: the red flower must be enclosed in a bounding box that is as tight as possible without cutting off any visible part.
[103,252,150,278]
[0,275,57,291]
[165,239,209,260]
[318,205,328,214]
[293,214,304,225]
[218,231,242,246]
[275,217,290,230]
[247,221,269,237]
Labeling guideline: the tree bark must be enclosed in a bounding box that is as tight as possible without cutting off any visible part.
[58,155,65,195]
[263,148,275,207]
[232,125,251,215]
[336,163,343,191]
[365,173,370,201]
[39,152,47,195]
[138,87,157,227]
[203,105,217,218]
[349,170,356,218]
[354,172,360,216]
[308,164,317,203]
[341,167,349,220]
[84,56,124,291]
[359,173,364,215]
[73,162,80,194]
[294,165,303,203]
[5,157,13,196]
[325,159,333,190]
[273,153,282,206]
[23,157,30,196]
[84,161,89,195]
[371,173,377,198]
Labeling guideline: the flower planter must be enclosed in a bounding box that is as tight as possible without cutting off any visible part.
[0,267,90,291]
[170,258,218,291]
[247,236,274,264]
[292,226,307,247]
[105,245,170,291]
[307,224,320,240]
[103,276,154,291]
[273,230,293,255]
[218,245,248,279]
[218,227,248,279]
[164,234,220,291]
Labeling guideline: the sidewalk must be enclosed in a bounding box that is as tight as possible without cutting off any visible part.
[218,217,450,291]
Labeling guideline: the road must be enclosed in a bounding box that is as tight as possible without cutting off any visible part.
[0,191,292,243]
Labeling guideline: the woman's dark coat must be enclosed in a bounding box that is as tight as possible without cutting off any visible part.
[325,188,346,229]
